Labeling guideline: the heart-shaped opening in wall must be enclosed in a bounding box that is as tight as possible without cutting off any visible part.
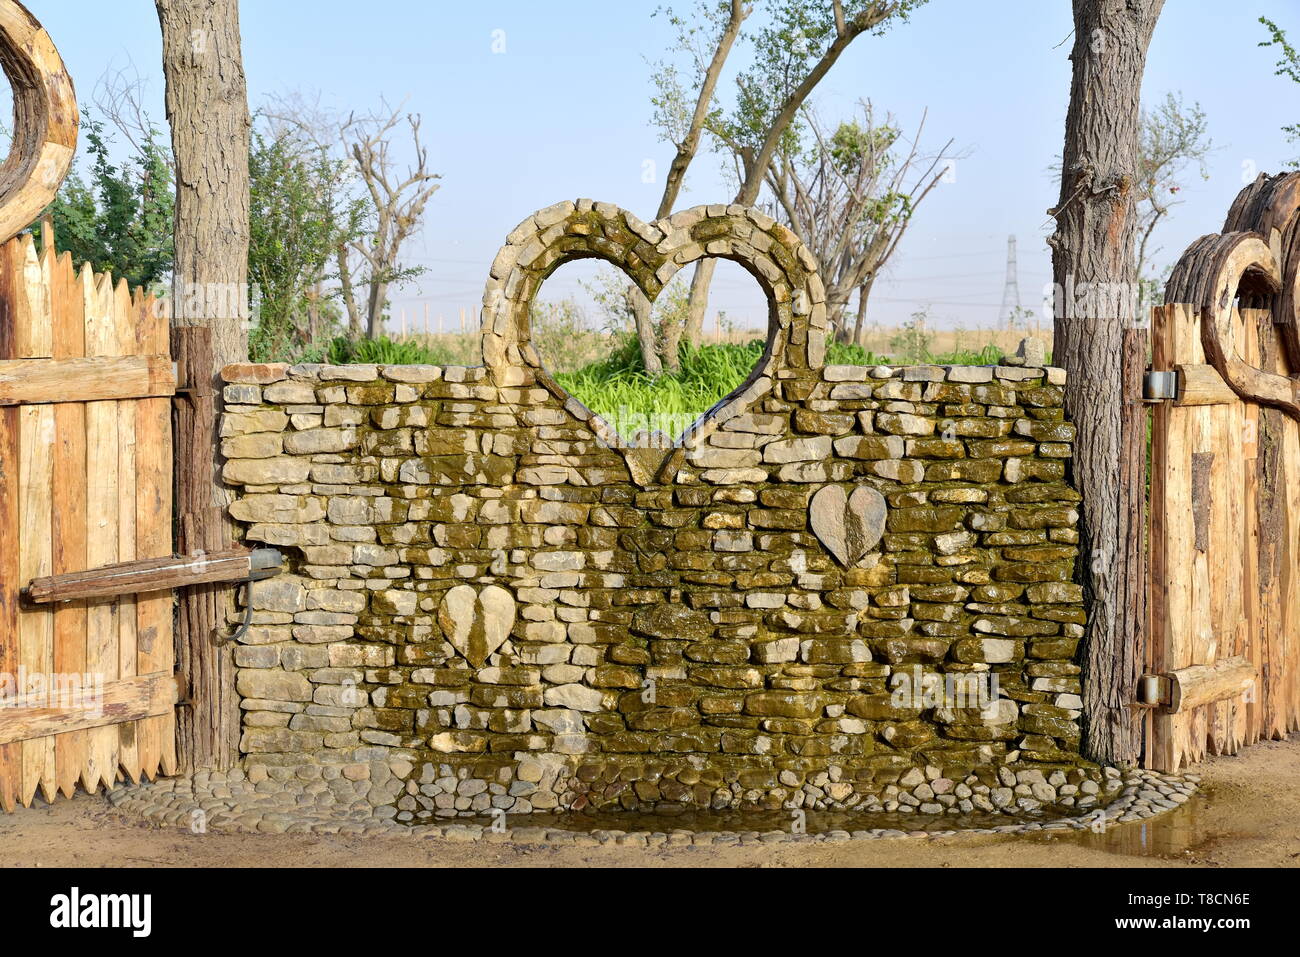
[529,258,775,449]
[481,200,829,486]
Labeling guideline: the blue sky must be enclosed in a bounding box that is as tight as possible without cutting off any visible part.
[31,0,1300,335]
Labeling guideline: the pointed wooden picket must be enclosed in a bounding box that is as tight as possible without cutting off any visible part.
[0,226,177,809]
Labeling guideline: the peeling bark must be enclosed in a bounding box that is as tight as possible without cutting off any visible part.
[1050,0,1165,766]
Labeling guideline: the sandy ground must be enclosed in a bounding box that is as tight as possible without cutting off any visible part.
[1,735,1297,868]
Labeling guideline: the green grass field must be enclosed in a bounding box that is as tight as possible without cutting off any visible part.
[553,338,1007,437]
[317,332,1029,440]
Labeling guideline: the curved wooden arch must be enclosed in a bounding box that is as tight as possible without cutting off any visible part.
[0,0,77,245]
[1167,172,1300,418]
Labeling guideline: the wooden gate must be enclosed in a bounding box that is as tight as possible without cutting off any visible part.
[0,227,178,810]
[1145,172,1300,771]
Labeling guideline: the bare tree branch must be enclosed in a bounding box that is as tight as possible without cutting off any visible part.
[765,100,956,343]
[341,100,441,338]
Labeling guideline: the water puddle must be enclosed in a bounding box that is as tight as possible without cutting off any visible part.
[451,802,1084,838]
[444,790,1211,858]
[1036,790,1210,859]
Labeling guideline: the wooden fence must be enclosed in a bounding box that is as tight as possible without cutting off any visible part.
[1146,303,1300,769]
[1145,171,1300,771]
[0,226,178,811]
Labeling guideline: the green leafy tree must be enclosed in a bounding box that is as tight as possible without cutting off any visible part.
[1260,16,1300,166]
[39,112,174,289]
[677,0,928,349]
[1135,93,1213,282]
[247,124,367,360]
[887,308,932,364]
[766,101,955,344]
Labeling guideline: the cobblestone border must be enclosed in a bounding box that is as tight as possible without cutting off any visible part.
[106,768,1197,844]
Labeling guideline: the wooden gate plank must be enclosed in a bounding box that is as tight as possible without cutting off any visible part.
[135,283,170,781]
[0,231,21,812]
[17,414,55,803]
[1147,304,1174,770]
[50,248,89,799]
[1246,308,1279,744]
[83,266,120,793]
[0,403,19,812]
[113,278,140,783]
[18,230,55,804]
[1281,409,1300,736]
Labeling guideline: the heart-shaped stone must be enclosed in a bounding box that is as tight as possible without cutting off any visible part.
[480,200,828,485]
[809,484,887,568]
[438,584,516,668]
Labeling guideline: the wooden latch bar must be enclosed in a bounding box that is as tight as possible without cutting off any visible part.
[1137,655,1257,714]
[1142,364,1237,406]
[23,547,284,604]
[0,673,182,746]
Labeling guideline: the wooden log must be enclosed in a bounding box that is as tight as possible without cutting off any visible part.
[1175,363,1236,406]
[1167,656,1258,714]
[0,673,181,745]
[0,1,78,246]
[0,355,175,405]
[25,548,280,603]
[172,326,240,772]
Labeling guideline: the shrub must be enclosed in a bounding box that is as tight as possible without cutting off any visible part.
[296,335,454,366]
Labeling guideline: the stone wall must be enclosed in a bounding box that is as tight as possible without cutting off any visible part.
[216,199,1090,820]
[219,354,1089,818]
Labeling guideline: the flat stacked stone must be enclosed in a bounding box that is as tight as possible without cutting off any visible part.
[217,350,1085,815]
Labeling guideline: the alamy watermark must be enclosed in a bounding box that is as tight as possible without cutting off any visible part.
[889,665,1002,717]
[152,281,255,325]
[1039,277,1156,325]
[591,406,713,451]
[0,668,105,716]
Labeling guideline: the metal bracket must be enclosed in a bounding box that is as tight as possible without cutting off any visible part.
[1143,369,1179,402]
[1136,673,1172,708]
[211,547,285,645]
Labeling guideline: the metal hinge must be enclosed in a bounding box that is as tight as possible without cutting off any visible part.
[1136,673,1172,708]
[1143,369,1179,402]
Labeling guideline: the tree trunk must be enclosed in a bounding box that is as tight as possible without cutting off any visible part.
[851,276,874,346]
[157,0,251,373]
[683,257,717,349]
[367,277,389,339]
[683,11,883,343]
[627,285,662,376]
[157,0,251,773]
[1050,0,1164,767]
[337,244,362,338]
[632,0,748,371]
[306,281,322,344]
